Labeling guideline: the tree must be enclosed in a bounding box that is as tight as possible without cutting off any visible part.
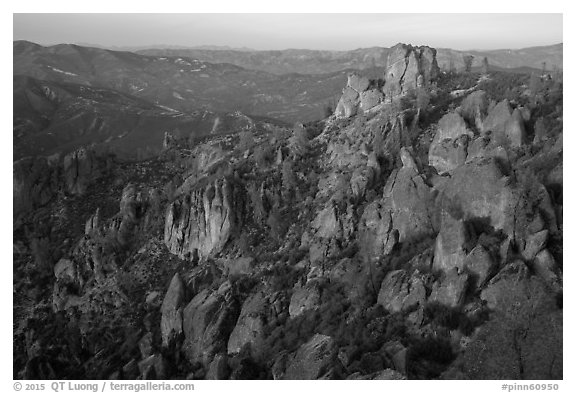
[481,57,490,74]
[463,55,474,73]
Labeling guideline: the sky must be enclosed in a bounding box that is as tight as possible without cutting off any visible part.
[13,13,563,51]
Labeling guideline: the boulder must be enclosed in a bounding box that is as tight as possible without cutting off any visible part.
[289,282,321,318]
[429,268,469,308]
[435,112,473,141]
[400,147,418,170]
[382,340,407,374]
[521,230,548,261]
[359,89,384,111]
[482,99,512,136]
[433,213,470,273]
[436,157,536,243]
[429,135,469,174]
[206,354,229,380]
[384,166,436,243]
[358,201,398,261]
[138,332,154,358]
[227,291,267,358]
[464,245,496,288]
[283,334,338,380]
[138,354,166,380]
[160,273,185,347]
[533,249,560,289]
[482,100,526,147]
[377,270,426,313]
[182,288,240,366]
[460,90,488,128]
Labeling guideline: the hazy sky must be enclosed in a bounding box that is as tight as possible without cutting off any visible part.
[13,13,562,51]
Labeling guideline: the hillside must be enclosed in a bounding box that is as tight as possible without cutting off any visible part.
[14,75,283,160]
[13,43,563,380]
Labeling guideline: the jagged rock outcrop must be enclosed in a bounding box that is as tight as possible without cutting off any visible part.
[428,112,474,174]
[433,213,470,272]
[165,178,245,259]
[182,285,240,366]
[383,44,440,98]
[335,73,383,118]
[358,152,435,261]
[358,201,398,261]
[14,156,59,220]
[377,270,426,313]
[288,281,321,318]
[464,245,496,288]
[482,100,527,147]
[160,273,185,347]
[52,258,85,312]
[429,268,469,308]
[227,291,267,358]
[435,157,537,242]
[283,334,338,380]
[63,147,110,195]
[460,90,488,130]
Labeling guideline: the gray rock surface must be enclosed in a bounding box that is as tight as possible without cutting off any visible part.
[377,270,426,313]
[283,334,338,380]
[164,178,244,258]
[160,273,185,347]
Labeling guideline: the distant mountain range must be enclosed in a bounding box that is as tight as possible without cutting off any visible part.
[13,40,562,160]
[136,43,563,75]
[14,40,351,124]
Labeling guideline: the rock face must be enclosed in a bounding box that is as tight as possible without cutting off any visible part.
[464,245,496,288]
[460,90,488,129]
[433,213,470,273]
[14,156,59,219]
[335,73,383,118]
[428,112,474,174]
[429,269,469,308]
[227,291,267,358]
[377,270,426,313]
[160,273,185,347]
[383,44,440,98]
[63,147,109,195]
[436,157,535,242]
[164,178,245,259]
[482,100,526,147]
[289,281,321,317]
[358,158,435,261]
[182,287,240,366]
[283,334,338,380]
